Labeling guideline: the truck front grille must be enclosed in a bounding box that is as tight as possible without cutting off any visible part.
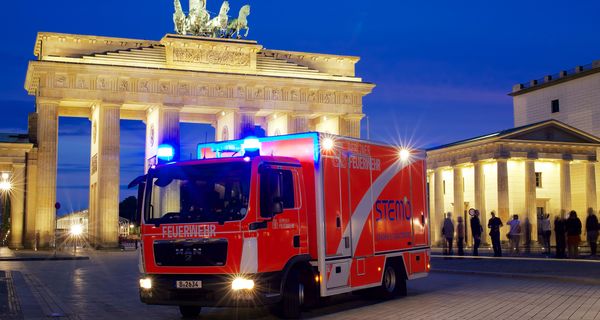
[154,239,228,267]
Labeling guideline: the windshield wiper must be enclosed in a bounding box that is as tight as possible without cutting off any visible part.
[154,212,181,227]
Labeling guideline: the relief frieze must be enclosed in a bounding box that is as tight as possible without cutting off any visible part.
[172,48,251,67]
[45,72,361,106]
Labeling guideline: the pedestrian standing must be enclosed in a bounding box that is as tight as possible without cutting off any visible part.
[586,208,599,256]
[541,214,552,254]
[457,216,465,256]
[565,210,582,258]
[555,215,567,258]
[488,211,503,257]
[471,210,483,256]
[442,212,455,255]
[508,214,522,254]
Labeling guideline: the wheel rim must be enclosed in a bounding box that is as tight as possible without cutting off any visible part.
[298,282,305,305]
[383,267,396,292]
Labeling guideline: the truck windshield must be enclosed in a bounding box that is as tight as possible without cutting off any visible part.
[146,162,251,225]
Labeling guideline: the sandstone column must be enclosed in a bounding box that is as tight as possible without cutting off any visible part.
[497,159,510,222]
[9,164,26,249]
[145,104,181,170]
[340,115,363,138]
[586,161,597,211]
[89,103,121,248]
[560,159,572,214]
[24,148,38,248]
[145,105,181,218]
[235,108,258,139]
[453,166,464,221]
[473,161,487,243]
[524,159,537,241]
[35,99,59,248]
[288,113,310,134]
[433,167,445,244]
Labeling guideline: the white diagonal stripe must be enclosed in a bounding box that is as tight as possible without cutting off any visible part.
[336,160,407,255]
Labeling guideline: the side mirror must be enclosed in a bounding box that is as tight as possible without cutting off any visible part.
[135,182,146,225]
[271,198,283,215]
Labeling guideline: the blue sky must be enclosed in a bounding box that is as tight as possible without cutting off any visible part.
[1,0,600,214]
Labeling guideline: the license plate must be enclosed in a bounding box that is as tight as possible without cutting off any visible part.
[176,280,202,289]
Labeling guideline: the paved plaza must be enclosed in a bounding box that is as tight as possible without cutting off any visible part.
[0,251,599,319]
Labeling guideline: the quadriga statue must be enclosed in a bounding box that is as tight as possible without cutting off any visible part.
[172,0,251,39]
[186,0,210,35]
[227,5,251,39]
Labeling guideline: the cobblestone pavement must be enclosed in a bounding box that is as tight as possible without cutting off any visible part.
[0,251,599,319]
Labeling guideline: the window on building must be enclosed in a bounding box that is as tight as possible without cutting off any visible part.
[551,99,560,113]
[443,180,446,195]
[535,172,542,188]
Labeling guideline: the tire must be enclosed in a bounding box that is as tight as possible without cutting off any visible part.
[279,269,304,319]
[379,264,399,299]
[179,306,201,318]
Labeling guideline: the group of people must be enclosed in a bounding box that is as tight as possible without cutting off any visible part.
[442,210,484,256]
[441,208,600,258]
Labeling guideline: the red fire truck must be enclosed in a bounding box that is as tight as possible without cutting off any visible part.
[133,132,430,318]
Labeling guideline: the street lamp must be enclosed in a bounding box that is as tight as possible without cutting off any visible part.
[0,172,10,247]
[70,223,84,253]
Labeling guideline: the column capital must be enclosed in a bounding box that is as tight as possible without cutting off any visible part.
[237,107,260,115]
[11,163,26,169]
[342,113,365,121]
[562,154,574,161]
[161,103,184,111]
[36,98,60,106]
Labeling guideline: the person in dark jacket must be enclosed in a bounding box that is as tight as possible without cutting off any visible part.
[555,215,567,258]
[565,210,582,258]
[586,208,599,256]
[442,212,455,255]
[471,210,483,256]
[488,211,503,257]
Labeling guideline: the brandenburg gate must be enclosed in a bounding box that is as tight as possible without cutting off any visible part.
[20,8,374,248]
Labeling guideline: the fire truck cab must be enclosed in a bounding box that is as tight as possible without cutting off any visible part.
[134,132,430,318]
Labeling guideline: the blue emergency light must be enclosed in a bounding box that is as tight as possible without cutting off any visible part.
[157,144,175,162]
[241,137,261,156]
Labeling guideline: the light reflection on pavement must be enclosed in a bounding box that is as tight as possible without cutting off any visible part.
[1,251,599,319]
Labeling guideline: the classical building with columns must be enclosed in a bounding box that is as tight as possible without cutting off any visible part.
[0,133,33,248]
[427,120,600,245]
[17,32,374,249]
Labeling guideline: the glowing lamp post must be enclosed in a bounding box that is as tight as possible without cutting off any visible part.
[70,224,84,253]
[0,172,11,247]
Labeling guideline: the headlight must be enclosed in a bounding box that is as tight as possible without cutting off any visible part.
[139,278,152,290]
[231,278,254,291]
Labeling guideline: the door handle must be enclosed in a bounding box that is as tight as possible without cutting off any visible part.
[344,236,350,249]
[336,216,341,228]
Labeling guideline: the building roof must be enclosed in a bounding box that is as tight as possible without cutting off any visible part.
[33,32,367,83]
[510,60,600,96]
[0,133,30,144]
[427,119,600,151]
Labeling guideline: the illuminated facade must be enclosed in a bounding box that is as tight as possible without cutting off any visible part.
[512,60,600,138]
[0,133,33,249]
[22,32,375,248]
[427,120,600,245]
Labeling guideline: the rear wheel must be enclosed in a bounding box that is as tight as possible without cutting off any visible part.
[379,264,399,299]
[179,306,201,318]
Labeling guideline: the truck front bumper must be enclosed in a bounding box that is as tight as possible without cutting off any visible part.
[139,273,282,307]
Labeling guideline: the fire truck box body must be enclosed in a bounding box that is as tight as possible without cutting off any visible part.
[138,132,430,311]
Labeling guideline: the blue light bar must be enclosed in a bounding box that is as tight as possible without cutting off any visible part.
[157,144,175,162]
[197,132,321,163]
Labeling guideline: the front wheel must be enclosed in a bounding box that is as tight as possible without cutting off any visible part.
[179,306,201,318]
[279,269,304,319]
